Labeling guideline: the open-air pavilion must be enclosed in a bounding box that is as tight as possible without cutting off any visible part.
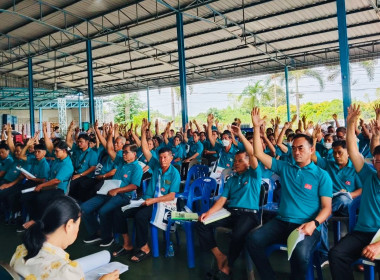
[1,0,379,134]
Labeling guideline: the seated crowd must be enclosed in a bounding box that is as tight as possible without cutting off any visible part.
[1,104,379,280]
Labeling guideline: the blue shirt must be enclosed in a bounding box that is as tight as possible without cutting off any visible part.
[222,166,262,210]
[271,158,333,224]
[203,140,219,159]
[316,143,334,161]
[357,133,371,158]
[170,144,185,165]
[354,163,380,232]
[215,143,239,169]
[188,141,204,162]
[0,155,13,172]
[49,156,74,193]
[316,157,362,193]
[113,157,143,195]
[3,159,29,182]
[26,157,50,180]
[96,147,120,175]
[71,144,98,177]
[143,157,180,200]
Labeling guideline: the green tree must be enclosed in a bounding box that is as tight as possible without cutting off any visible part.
[238,80,269,110]
[112,92,145,124]
[326,60,377,84]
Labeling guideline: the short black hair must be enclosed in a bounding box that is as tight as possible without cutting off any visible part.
[293,133,313,147]
[193,131,200,137]
[0,143,10,151]
[336,127,347,134]
[158,147,173,155]
[89,138,96,144]
[55,140,69,152]
[123,143,138,153]
[221,130,232,139]
[34,144,47,151]
[77,134,90,141]
[373,145,380,157]
[332,140,347,149]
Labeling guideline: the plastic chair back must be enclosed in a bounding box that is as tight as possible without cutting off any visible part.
[186,177,217,215]
[217,168,233,195]
[348,196,361,233]
[183,164,209,194]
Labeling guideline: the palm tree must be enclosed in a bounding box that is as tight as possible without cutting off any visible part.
[326,60,377,84]
[238,80,269,109]
[284,69,325,119]
[265,73,286,114]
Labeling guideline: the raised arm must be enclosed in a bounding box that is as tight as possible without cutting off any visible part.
[273,117,280,141]
[130,123,141,147]
[155,119,159,136]
[207,114,216,147]
[346,104,364,172]
[94,120,107,148]
[163,121,172,145]
[252,107,272,169]
[311,125,321,163]
[20,137,35,161]
[370,120,380,155]
[276,122,290,153]
[261,124,276,157]
[289,114,297,129]
[21,124,25,142]
[42,122,54,154]
[332,113,340,128]
[66,120,75,148]
[106,123,117,161]
[6,124,15,154]
[374,104,380,123]
[183,123,189,143]
[141,118,152,162]
[193,119,201,132]
[231,125,258,169]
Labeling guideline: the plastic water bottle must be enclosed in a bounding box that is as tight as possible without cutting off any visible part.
[167,242,175,257]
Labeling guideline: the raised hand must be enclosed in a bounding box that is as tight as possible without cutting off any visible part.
[275,117,281,126]
[283,122,291,130]
[346,104,361,126]
[230,125,241,136]
[332,113,338,121]
[94,120,98,130]
[312,124,321,139]
[291,114,297,123]
[251,107,265,128]
[207,114,214,125]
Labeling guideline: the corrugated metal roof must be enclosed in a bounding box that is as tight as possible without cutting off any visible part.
[0,0,379,96]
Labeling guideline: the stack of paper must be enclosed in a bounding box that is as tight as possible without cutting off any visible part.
[96,180,121,195]
[287,229,305,260]
[171,211,199,221]
[121,198,145,212]
[202,208,231,225]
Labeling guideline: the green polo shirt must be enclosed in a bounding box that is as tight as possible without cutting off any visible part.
[215,143,239,169]
[0,155,13,172]
[316,157,362,193]
[188,141,204,162]
[271,158,333,224]
[26,157,50,180]
[71,144,98,177]
[49,156,74,193]
[112,157,143,195]
[354,163,380,232]
[143,157,180,199]
[222,166,262,210]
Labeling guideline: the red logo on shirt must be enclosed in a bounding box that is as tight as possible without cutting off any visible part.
[124,174,128,178]
[226,164,230,167]
[304,184,312,190]
[161,188,166,192]
[345,181,351,185]
[244,181,248,185]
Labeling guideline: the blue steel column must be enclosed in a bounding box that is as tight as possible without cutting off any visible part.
[336,0,351,122]
[28,57,35,136]
[176,12,188,128]
[39,108,42,138]
[147,87,150,122]
[78,93,82,129]
[86,40,95,125]
[284,66,290,122]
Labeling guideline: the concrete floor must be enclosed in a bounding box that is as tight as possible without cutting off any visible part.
[0,219,367,280]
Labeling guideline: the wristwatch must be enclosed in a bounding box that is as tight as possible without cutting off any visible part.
[80,173,83,177]
[313,219,320,227]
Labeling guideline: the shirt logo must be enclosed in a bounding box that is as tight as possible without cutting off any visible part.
[345,181,351,185]
[226,164,230,167]
[164,180,171,185]
[244,181,248,185]
[161,187,166,192]
[124,174,128,178]
[304,184,312,190]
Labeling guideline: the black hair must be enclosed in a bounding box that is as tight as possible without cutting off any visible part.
[158,147,173,155]
[221,130,232,139]
[373,145,380,156]
[153,136,162,145]
[34,144,46,151]
[287,133,295,141]
[0,143,10,151]
[285,128,294,136]
[123,143,138,153]
[54,126,59,130]
[193,131,200,137]
[77,134,90,141]
[293,133,313,147]
[89,138,96,144]
[54,140,69,152]
[332,140,347,149]
[336,127,347,134]
[23,196,80,261]
[15,143,25,149]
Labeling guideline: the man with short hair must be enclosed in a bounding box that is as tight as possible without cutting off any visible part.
[66,120,98,202]
[196,124,261,279]
[247,107,332,280]
[329,105,380,280]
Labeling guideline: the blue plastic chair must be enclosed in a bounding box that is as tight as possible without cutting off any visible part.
[176,164,209,199]
[165,177,217,268]
[260,176,279,213]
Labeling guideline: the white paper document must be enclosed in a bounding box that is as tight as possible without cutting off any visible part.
[16,166,36,179]
[96,179,121,195]
[370,228,380,260]
[121,198,145,212]
[21,187,36,194]
[202,208,231,225]
[75,250,128,280]
[287,229,305,260]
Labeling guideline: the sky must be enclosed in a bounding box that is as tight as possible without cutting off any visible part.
[109,59,380,119]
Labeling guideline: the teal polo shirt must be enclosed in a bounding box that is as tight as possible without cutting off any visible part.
[0,155,13,172]
[49,156,74,193]
[271,158,333,224]
[97,148,120,175]
[71,144,98,177]
[3,159,29,182]
[215,143,239,169]
[259,161,274,179]
[26,157,50,180]
[316,143,334,161]
[316,157,362,193]
[170,144,185,165]
[354,163,380,232]
[203,140,219,159]
[112,157,143,195]
[143,157,180,200]
[357,133,371,158]
[188,141,203,162]
[222,166,262,210]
